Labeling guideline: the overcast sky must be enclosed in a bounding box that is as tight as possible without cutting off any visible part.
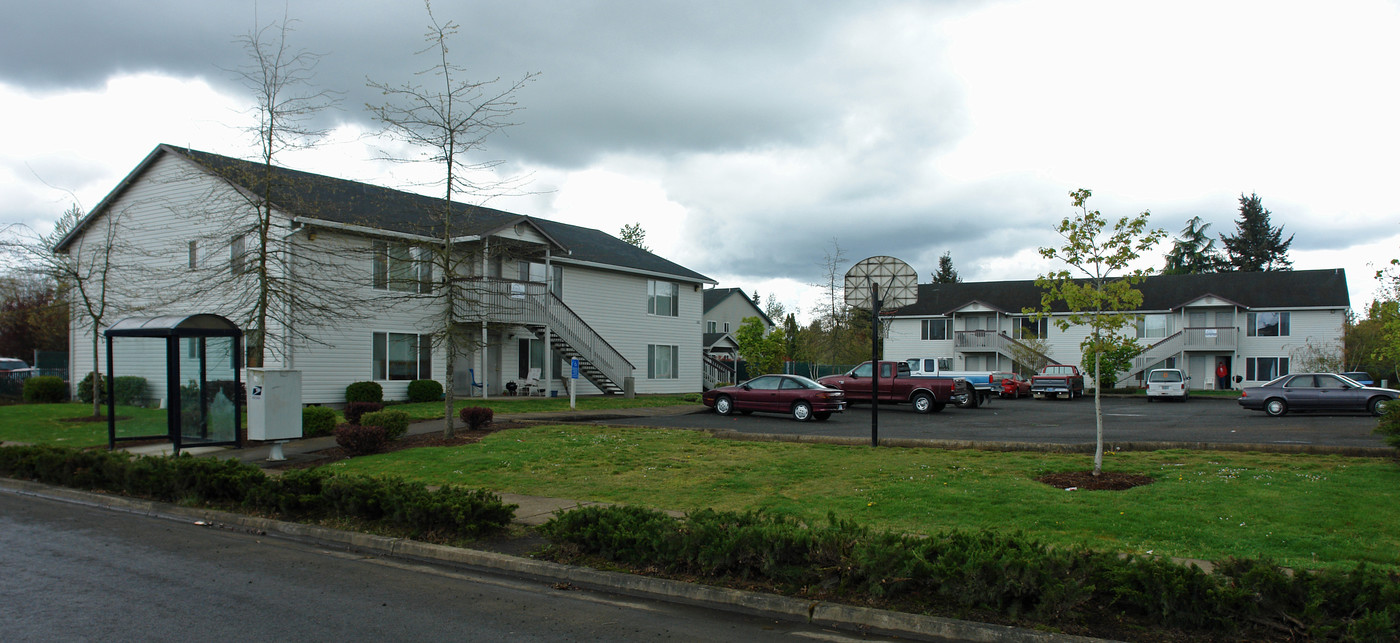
[3,0,1398,321]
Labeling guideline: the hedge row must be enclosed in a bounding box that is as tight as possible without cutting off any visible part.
[0,445,515,540]
[540,506,1400,641]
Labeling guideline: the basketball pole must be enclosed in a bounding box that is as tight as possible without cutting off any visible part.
[869,280,880,448]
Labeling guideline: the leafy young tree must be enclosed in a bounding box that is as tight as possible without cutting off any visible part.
[932,251,961,283]
[1220,192,1293,271]
[1162,216,1223,274]
[368,1,538,436]
[1081,335,1139,389]
[762,293,786,322]
[734,316,786,375]
[618,223,650,251]
[1029,189,1166,476]
[1372,260,1400,384]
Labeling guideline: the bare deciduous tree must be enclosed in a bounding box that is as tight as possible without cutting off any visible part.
[367,0,538,435]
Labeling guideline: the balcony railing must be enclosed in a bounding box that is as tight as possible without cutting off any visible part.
[1182,326,1236,350]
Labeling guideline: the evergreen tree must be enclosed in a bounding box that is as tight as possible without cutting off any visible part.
[1220,193,1293,271]
[932,251,961,283]
[1162,216,1224,274]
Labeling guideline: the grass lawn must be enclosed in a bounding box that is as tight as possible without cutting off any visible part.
[385,393,701,422]
[0,403,170,448]
[330,424,1400,573]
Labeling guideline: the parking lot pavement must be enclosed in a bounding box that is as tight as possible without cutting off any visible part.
[600,396,1392,453]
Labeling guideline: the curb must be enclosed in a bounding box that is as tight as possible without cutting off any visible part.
[0,477,1114,643]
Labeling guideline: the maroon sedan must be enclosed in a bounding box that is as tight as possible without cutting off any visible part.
[703,374,846,421]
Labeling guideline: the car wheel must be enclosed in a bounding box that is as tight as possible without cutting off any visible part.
[1369,397,1392,417]
[1264,398,1288,417]
[714,395,734,416]
[813,411,832,421]
[911,391,934,414]
[792,400,813,421]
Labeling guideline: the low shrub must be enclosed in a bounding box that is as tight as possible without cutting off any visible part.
[76,372,150,406]
[0,444,516,539]
[407,379,443,403]
[1375,402,1400,450]
[344,401,384,425]
[541,505,1400,640]
[459,406,493,430]
[22,376,68,403]
[302,406,338,438]
[344,381,383,404]
[360,409,410,440]
[334,423,387,456]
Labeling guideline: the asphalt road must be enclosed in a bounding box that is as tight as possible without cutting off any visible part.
[604,396,1389,450]
[0,491,907,643]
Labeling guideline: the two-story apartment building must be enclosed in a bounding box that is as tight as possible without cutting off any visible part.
[699,287,773,388]
[54,144,715,405]
[882,270,1349,389]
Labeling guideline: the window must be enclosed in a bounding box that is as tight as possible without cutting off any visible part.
[723,322,730,333]
[518,338,544,378]
[186,337,202,359]
[372,332,432,381]
[1136,314,1169,339]
[1015,317,1048,339]
[230,236,246,275]
[188,241,197,269]
[517,261,546,283]
[647,344,679,379]
[1247,312,1290,337]
[706,321,717,333]
[551,265,563,297]
[373,241,433,294]
[648,280,678,317]
[1245,357,1289,382]
[921,319,951,340]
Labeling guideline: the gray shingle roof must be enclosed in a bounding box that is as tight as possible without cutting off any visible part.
[891,269,1349,316]
[62,144,711,283]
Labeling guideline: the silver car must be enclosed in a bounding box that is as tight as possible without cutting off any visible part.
[1238,373,1398,417]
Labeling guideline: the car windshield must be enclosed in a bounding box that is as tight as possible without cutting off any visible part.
[1148,370,1182,383]
[0,358,27,370]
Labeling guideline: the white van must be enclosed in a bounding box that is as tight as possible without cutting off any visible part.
[1146,368,1188,401]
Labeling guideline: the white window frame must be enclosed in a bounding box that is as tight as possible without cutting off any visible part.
[1015,317,1048,339]
[1245,356,1290,382]
[647,344,679,379]
[647,280,679,317]
[1246,312,1290,337]
[372,332,433,381]
[921,319,951,340]
[373,241,434,294]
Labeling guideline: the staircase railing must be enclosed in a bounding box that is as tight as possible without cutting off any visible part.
[463,278,633,390]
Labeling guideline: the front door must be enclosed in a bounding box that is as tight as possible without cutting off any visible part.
[1188,355,1208,390]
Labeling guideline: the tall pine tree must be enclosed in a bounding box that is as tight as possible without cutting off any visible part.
[1220,193,1293,271]
[932,251,961,283]
[1163,216,1224,274]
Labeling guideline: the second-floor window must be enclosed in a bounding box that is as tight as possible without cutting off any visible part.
[706,320,717,333]
[1016,317,1048,339]
[1247,312,1290,337]
[373,241,433,294]
[230,236,246,275]
[1136,314,1169,339]
[921,319,951,340]
[648,280,678,317]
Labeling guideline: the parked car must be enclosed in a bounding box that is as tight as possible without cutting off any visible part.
[1145,368,1189,401]
[703,374,847,421]
[992,372,1031,398]
[1340,371,1375,387]
[0,358,37,380]
[1238,373,1398,417]
[1031,364,1085,399]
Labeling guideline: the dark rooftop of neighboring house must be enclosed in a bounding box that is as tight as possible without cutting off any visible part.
[890,269,1350,316]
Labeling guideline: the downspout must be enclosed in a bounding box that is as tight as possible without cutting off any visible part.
[481,238,490,398]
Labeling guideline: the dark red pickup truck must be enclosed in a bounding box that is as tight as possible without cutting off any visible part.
[818,360,961,413]
[1030,364,1085,399]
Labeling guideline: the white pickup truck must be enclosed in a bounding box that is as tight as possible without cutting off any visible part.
[903,358,994,408]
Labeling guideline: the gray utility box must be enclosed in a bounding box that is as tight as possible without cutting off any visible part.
[248,369,303,441]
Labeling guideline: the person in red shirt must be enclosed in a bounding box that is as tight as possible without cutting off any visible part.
[1216,360,1229,390]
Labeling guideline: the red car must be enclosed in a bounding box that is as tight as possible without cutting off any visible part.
[993,372,1031,398]
[703,374,846,421]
